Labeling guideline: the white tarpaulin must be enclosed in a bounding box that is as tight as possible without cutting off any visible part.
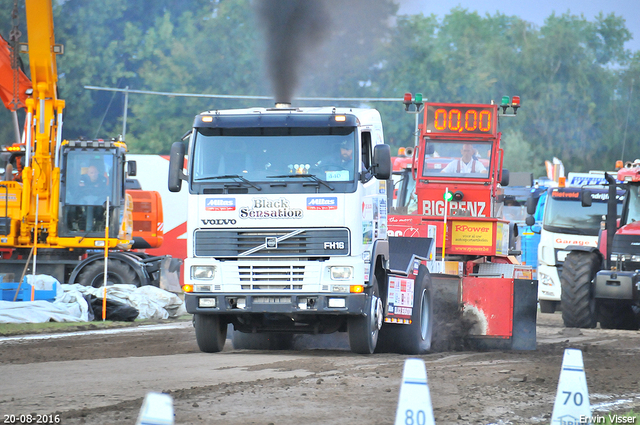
[0,276,186,324]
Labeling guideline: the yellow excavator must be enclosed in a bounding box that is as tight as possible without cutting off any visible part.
[0,0,180,290]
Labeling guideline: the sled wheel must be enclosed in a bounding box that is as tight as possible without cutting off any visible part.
[376,264,433,354]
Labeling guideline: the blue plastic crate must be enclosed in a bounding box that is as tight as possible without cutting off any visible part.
[0,280,57,302]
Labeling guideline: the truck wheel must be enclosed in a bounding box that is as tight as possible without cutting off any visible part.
[194,314,227,353]
[560,251,599,328]
[539,300,557,314]
[348,277,382,354]
[77,259,138,288]
[599,301,639,330]
[231,331,294,350]
[376,265,433,354]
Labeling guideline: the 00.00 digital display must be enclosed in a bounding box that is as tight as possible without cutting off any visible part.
[425,105,495,135]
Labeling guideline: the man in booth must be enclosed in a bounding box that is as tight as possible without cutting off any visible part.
[441,143,487,174]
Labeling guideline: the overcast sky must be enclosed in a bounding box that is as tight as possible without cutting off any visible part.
[398,0,640,52]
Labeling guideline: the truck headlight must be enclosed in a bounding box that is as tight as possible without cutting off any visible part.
[192,265,216,280]
[330,266,353,280]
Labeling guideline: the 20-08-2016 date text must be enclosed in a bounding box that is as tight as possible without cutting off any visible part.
[3,414,61,424]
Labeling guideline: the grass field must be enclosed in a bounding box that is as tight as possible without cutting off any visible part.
[0,315,192,336]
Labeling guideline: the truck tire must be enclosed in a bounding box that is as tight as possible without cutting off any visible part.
[194,314,227,353]
[539,300,557,314]
[599,301,639,330]
[560,251,599,328]
[231,331,294,350]
[376,264,433,354]
[77,259,138,288]
[348,276,382,354]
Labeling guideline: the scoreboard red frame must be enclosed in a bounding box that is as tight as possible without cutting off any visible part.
[423,103,498,138]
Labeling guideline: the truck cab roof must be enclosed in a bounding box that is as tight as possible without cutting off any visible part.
[196,106,383,130]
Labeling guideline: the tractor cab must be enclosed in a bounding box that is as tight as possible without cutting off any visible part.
[390,100,518,258]
[414,103,506,220]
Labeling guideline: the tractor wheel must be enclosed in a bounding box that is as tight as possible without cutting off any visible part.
[194,314,227,353]
[77,259,139,288]
[348,276,382,354]
[599,301,640,330]
[376,264,433,354]
[560,251,599,328]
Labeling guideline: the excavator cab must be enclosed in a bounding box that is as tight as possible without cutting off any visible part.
[58,140,128,239]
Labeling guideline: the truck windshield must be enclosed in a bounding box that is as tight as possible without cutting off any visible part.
[422,140,491,178]
[626,184,640,224]
[543,188,623,235]
[192,127,357,185]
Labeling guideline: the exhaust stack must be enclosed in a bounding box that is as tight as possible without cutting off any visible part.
[274,102,292,109]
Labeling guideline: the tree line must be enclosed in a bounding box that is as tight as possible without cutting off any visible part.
[1,0,638,177]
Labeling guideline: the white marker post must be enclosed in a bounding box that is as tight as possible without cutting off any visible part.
[551,348,591,425]
[135,392,174,425]
[442,187,451,270]
[102,197,110,321]
[395,358,436,425]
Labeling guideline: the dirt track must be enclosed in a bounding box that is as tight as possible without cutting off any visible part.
[1,313,639,425]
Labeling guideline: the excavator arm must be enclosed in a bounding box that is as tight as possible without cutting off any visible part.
[19,0,65,246]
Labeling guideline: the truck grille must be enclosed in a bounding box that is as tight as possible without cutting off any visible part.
[194,228,349,258]
[239,264,305,290]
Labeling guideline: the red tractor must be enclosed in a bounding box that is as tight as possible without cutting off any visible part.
[387,95,538,350]
[560,161,640,330]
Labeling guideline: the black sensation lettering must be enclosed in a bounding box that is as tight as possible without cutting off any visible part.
[425,104,496,136]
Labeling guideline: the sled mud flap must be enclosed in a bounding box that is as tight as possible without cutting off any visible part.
[511,278,538,350]
[159,257,183,293]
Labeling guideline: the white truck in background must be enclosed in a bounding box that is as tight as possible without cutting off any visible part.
[529,172,623,314]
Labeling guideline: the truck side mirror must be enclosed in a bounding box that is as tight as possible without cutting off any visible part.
[372,144,391,180]
[525,215,535,226]
[581,190,592,207]
[500,169,509,187]
[525,196,537,215]
[169,141,186,192]
[127,160,137,177]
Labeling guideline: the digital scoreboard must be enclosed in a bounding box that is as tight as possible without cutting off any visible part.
[424,104,498,137]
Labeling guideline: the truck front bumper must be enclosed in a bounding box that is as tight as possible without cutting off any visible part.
[185,292,368,315]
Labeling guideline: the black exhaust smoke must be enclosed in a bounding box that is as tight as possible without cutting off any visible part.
[256,0,329,104]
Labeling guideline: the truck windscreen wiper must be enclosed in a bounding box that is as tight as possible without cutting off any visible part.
[267,174,334,191]
[194,174,262,191]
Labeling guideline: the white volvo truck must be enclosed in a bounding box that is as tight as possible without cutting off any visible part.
[168,104,438,354]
